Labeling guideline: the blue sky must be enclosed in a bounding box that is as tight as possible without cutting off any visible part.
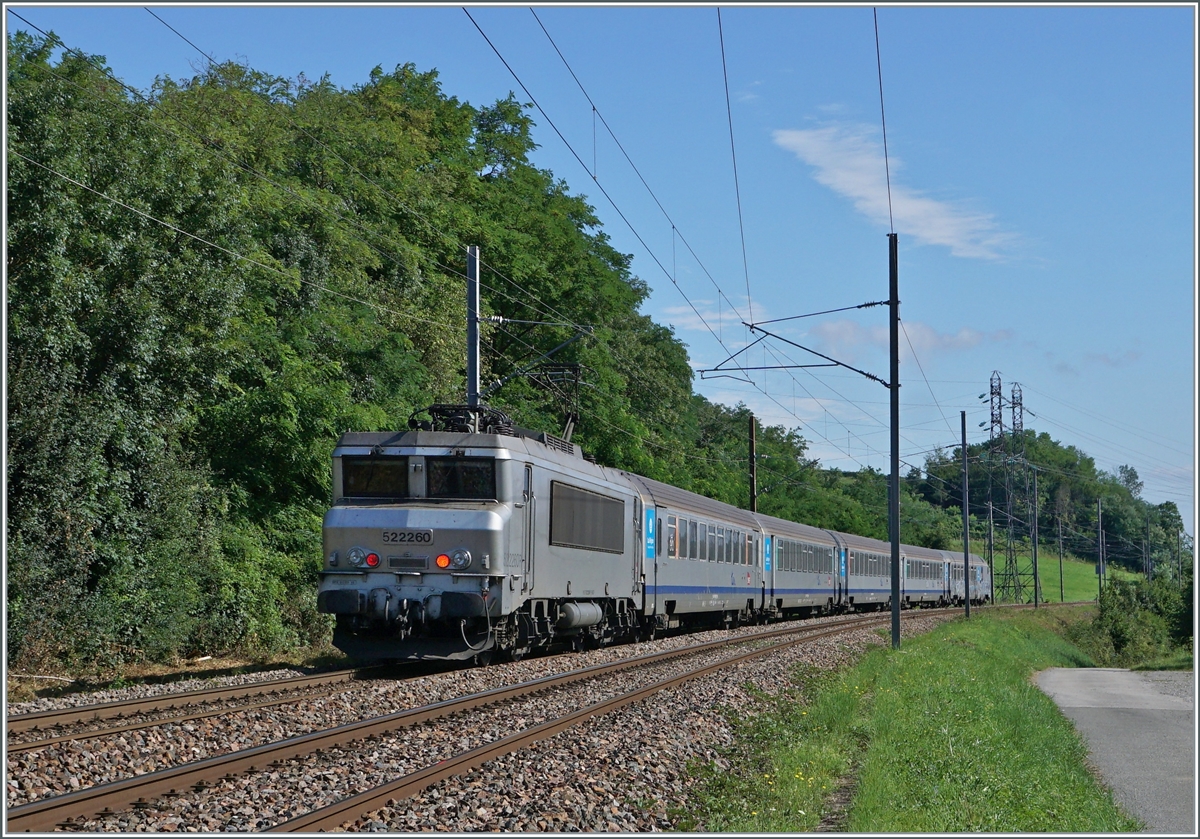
[6,3,1196,540]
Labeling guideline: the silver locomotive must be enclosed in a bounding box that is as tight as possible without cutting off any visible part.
[317,405,991,662]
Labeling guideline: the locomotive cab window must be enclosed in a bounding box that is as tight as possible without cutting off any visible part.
[341,456,410,498]
[426,457,496,499]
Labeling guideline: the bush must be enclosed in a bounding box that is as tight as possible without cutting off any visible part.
[1073,576,1192,667]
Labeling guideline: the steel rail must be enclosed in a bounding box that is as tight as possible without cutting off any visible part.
[6,614,886,833]
[269,619,888,832]
[6,668,363,735]
[7,686,347,754]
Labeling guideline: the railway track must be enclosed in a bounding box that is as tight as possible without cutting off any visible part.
[7,612,898,833]
[6,668,364,736]
[268,615,894,832]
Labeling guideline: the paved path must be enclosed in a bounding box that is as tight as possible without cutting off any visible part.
[1036,668,1194,835]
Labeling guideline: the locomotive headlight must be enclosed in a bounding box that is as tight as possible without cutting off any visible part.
[450,549,472,570]
[348,547,366,567]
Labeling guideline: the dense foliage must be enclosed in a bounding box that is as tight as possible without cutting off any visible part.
[1073,575,1194,666]
[913,430,1192,585]
[6,33,1191,672]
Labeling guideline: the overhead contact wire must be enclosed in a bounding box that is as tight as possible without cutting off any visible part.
[717,7,754,325]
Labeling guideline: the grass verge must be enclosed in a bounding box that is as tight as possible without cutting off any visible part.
[679,607,1142,833]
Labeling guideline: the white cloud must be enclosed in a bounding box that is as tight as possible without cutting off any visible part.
[1083,349,1142,369]
[661,295,769,336]
[806,318,1010,365]
[772,123,1014,259]
[737,80,763,103]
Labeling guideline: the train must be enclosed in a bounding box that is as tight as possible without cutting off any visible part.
[317,404,991,662]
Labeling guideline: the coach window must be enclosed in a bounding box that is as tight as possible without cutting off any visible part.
[698,523,708,560]
[667,516,677,558]
[715,527,724,562]
[688,520,698,559]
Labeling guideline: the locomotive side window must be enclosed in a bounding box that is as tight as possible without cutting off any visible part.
[426,457,496,499]
[342,456,410,498]
[549,481,625,553]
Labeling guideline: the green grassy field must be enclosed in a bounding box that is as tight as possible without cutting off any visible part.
[680,607,1142,833]
[984,551,1134,604]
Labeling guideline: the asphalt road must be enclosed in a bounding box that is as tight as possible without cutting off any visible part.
[1036,667,1195,835]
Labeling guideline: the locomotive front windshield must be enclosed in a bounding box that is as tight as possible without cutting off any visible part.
[342,456,410,498]
[427,457,496,500]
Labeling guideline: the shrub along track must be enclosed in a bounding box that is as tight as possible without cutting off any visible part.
[7,612,910,832]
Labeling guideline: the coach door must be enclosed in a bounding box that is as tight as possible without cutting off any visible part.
[633,497,644,595]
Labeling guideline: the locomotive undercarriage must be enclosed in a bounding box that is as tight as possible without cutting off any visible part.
[331,595,645,663]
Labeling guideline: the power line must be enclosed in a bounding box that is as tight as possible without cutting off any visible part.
[527,8,751,327]
[141,7,474,266]
[872,6,895,234]
[509,9,920,472]
[1018,381,1192,456]
[465,7,875,466]
[11,150,450,329]
[900,319,955,438]
[716,7,754,326]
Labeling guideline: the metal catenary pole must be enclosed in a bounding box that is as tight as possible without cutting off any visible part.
[749,414,757,513]
[1058,515,1064,603]
[987,501,994,602]
[466,246,481,415]
[1146,511,1152,583]
[1032,467,1040,608]
[889,233,901,649]
[961,411,970,618]
[1097,498,1104,597]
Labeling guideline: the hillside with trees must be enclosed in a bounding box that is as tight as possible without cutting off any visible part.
[6,32,1192,674]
